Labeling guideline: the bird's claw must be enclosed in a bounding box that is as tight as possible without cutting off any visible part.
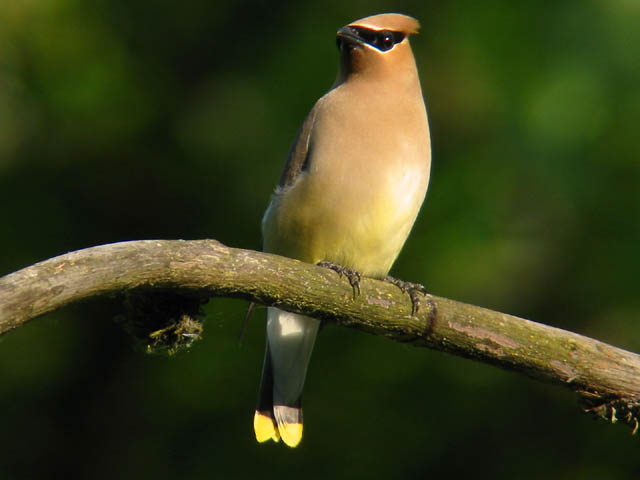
[383,275,427,316]
[318,261,361,299]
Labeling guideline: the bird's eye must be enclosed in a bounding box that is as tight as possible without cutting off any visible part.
[346,27,406,52]
[379,31,394,51]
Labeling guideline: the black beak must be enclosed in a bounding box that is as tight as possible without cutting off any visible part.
[336,26,365,50]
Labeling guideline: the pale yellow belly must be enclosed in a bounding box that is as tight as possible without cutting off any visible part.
[262,163,427,278]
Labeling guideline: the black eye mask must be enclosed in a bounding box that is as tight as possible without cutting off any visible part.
[348,27,406,51]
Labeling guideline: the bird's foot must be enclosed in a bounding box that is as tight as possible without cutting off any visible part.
[317,261,361,299]
[383,276,427,316]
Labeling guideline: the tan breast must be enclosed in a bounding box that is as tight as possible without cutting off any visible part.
[263,67,431,278]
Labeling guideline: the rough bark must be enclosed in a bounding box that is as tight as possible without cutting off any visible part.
[0,239,638,434]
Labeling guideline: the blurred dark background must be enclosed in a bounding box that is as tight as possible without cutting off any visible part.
[1,1,639,478]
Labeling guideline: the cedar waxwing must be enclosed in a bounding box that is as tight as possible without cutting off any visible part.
[254,13,431,447]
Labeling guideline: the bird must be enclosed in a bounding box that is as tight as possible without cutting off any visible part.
[253,13,431,448]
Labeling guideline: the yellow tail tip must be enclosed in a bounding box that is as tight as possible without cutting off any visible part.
[278,422,303,448]
[254,411,280,443]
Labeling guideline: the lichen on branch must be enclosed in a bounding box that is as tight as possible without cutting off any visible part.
[0,239,639,435]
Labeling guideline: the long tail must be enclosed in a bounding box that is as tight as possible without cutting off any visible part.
[254,307,320,447]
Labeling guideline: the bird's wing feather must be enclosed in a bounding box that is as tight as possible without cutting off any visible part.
[277,103,320,188]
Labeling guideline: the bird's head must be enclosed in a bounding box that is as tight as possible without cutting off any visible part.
[335,13,420,80]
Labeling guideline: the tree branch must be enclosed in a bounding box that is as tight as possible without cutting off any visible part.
[1,239,638,434]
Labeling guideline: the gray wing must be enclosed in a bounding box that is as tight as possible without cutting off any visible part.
[278,103,319,188]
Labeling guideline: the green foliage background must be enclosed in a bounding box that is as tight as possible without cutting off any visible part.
[1,1,639,478]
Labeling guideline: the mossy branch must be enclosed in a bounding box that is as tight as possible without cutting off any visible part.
[0,239,638,434]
